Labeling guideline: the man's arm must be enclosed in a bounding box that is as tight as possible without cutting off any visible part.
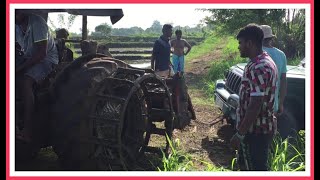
[16,15,50,73]
[16,40,47,73]
[237,96,263,135]
[230,65,270,149]
[184,40,192,55]
[151,40,159,70]
[151,54,155,70]
[170,39,175,54]
[278,52,288,114]
[278,73,287,114]
[230,96,264,150]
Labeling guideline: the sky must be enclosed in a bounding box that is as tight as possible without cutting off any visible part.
[48,5,212,33]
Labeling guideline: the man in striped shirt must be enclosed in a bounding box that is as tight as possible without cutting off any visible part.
[231,24,278,171]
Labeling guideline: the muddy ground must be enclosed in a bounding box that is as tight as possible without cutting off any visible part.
[170,48,236,170]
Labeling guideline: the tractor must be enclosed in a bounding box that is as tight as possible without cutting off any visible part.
[14,9,196,170]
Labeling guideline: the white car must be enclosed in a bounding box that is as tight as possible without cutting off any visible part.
[299,57,305,68]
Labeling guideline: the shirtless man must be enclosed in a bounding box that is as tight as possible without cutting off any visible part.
[170,30,192,76]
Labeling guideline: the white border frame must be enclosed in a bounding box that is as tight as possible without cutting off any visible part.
[10,3,311,177]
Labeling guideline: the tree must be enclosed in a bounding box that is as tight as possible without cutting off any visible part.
[48,13,78,36]
[202,9,305,58]
[202,9,287,34]
[150,20,162,31]
[145,20,163,34]
[94,23,112,36]
[110,26,144,36]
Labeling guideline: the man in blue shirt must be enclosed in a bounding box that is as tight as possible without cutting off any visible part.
[261,25,287,115]
[151,24,173,78]
[15,10,59,143]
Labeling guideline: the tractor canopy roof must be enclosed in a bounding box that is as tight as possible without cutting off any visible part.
[16,9,124,25]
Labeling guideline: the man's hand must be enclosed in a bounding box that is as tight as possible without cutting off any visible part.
[230,132,244,150]
[278,103,284,115]
[278,104,283,114]
[230,134,241,150]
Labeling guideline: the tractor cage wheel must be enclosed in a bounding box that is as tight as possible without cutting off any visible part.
[51,55,175,170]
[83,64,175,170]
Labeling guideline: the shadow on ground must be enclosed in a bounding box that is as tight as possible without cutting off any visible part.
[15,146,164,171]
[201,123,236,168]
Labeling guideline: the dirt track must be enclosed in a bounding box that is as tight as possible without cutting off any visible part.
[169,47,236,170]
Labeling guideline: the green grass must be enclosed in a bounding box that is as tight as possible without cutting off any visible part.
[187,87,214,106]
[222,37,239,56]
[185,33,221,61]
[202,161,230,171]
[66,42,81,59]
[157,134,230,171]
[287,56,303,66]
[203,36,246,97]
[207,36,246,80]
[16,147,61,170]
[268,130,305,171]
[158,131,306,171]
[184,34,246,105]
[157,135,194,171]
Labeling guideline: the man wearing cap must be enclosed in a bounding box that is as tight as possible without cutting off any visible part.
[261,25,287,116]
[231,24,278,171]
[55,28,74,62]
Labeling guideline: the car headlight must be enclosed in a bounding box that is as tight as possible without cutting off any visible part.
[215,79,225,89]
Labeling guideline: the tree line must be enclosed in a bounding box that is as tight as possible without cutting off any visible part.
[48,9,305,59]
[202,9,305,59]
[91,20,207,37]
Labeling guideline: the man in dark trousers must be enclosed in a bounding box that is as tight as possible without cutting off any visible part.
[151,24,173,78]
[230,23,278,171]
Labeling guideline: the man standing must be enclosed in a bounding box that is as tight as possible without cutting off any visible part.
[230,24,278,171]
[151,24,173,78]
[15,10,59,142]
[170,29,192,77]
[261,25,287,115]
[55,28,74,62]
